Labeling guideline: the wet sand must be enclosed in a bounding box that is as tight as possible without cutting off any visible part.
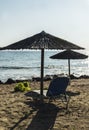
[0,78,89,130]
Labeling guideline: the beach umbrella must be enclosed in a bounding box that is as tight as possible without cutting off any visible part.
[50,49,88,77]
[1,31,84,96]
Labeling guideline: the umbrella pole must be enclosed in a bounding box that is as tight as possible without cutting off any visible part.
[40,48,44,96]
[68,59,71,84]
[68,59,70,77]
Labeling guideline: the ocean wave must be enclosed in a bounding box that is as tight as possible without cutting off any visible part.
[0,66,41,69]
[0,65,59,70]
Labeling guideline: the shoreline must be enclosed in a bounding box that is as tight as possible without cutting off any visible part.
[0,74,89,84]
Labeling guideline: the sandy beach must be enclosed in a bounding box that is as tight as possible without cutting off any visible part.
[0,78,89,130]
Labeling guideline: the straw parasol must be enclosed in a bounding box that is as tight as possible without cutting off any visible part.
[50,49,88,77]
[1,31,84,96]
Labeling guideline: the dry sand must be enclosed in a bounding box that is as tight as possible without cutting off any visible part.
[0,78,89,130]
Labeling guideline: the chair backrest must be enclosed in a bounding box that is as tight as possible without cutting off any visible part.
[46,77,69,96]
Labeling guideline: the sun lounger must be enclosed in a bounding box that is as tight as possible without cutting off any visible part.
[46,77,70,109]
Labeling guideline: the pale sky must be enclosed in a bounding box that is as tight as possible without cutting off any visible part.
[0,0,89,50]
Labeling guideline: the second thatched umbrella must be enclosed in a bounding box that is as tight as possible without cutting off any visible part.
[1,31,84,96]
[50,49,88,78]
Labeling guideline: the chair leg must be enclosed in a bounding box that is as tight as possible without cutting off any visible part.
[62,92,70,110]
[66,95,70,110]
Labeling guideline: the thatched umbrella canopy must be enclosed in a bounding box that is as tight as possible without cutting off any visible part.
[50,49,88,77]
[2,31,84,50]
[1,31,84,96]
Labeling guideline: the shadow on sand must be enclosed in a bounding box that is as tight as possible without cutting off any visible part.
[25,90,80,130]
[24,91,72,130]
[25,91,60,130]
[10,91,80,130]
[66,91,80,96]
[26,101,59,130]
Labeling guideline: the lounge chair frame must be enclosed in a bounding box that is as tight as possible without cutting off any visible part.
[46,77,70,109]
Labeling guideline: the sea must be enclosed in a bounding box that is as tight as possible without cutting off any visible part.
[0,50,89,83]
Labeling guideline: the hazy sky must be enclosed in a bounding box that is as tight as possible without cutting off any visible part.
[0,0,89,50]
